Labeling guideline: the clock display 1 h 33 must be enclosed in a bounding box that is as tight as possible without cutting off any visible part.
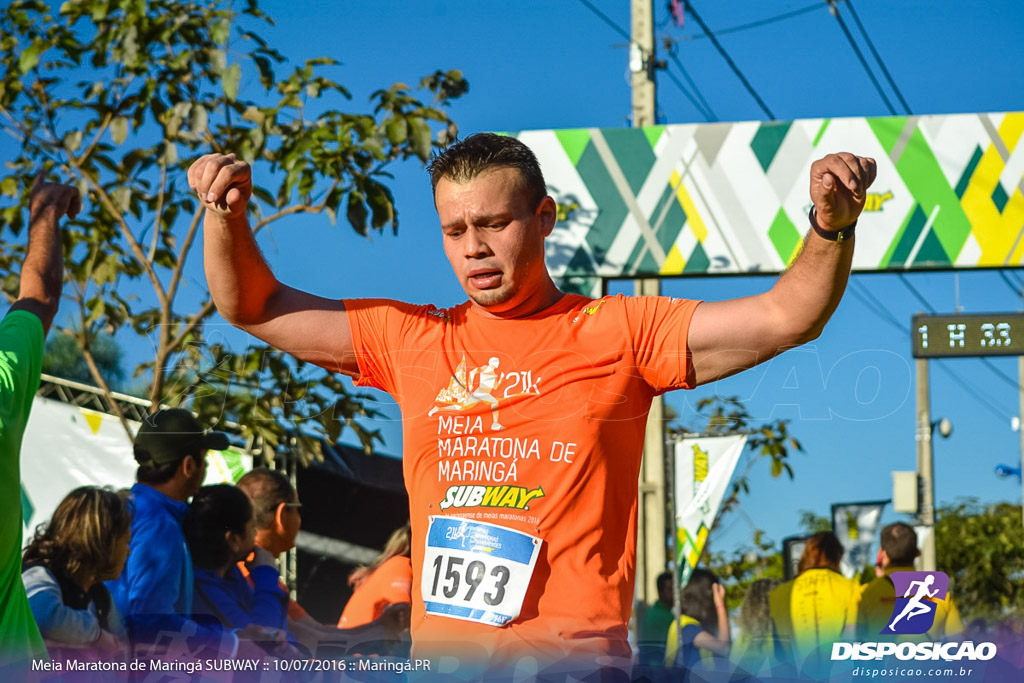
[911,313,1024,358]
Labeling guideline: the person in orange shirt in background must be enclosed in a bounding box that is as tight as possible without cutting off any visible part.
[339,523,412,629]
[236,468,408,654]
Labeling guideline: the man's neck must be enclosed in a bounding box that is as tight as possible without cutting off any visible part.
[254,534,284,558]
[470,280,565,320]
[144,480,188,503]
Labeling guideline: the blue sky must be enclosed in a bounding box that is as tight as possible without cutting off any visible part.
[232,0,1024,558]
[16,0,1024,559]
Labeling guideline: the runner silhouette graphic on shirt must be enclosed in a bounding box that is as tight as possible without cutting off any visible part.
[888,574,938,630]
[429,356,504,431]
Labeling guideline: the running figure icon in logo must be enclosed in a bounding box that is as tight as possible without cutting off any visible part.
[429,356,507,431]
[884,571,950,635]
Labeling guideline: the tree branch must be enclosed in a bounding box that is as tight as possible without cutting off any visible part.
[169,298,217,352]
[167,203,204,303]
[66,156,169,309]
[252,180,338,232]
[147,161,169,262]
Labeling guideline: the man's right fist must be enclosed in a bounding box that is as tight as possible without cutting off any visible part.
[30,171,81,221]
[187,153,252,218]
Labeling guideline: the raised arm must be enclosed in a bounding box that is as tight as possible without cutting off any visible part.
[188,154,358,376]
[687,153,876,386]
[9,173,79,334]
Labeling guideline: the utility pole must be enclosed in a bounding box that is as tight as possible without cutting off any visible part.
[631,0,666,610]
[1019,356,1024,531]
[915,358,936,571]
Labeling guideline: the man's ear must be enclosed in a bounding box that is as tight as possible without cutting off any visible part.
[180,455,198,479]
[536,196,557,237]
[273,502,287,533]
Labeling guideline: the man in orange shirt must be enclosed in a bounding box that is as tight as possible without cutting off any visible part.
[236,468,408,654]
[190,134,875,678]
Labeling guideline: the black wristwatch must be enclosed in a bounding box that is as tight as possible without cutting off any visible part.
[809,207,856,243]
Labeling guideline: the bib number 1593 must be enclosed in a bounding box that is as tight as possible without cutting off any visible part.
[421,517,542,627]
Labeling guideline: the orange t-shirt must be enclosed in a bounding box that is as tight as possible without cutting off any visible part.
[338,556,413,628]
[237,559,309,621]
[346,293,699,669]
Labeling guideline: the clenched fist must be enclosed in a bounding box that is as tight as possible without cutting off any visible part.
[187,153,252,219]
[29,171,81,221]
[810,153,877,232]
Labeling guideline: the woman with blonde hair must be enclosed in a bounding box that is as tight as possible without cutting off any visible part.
[22,486,132,655]
[338,522,411,628]
[730,577,783,679]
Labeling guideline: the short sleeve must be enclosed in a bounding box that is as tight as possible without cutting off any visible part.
[618,295,701,393]
[344,298,442,395]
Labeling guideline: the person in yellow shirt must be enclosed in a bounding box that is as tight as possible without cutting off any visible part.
[664,569,731,678]
[770,532,859,677]
[856,522,964,642]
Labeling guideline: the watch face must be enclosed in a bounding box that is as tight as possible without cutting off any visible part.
[912,313,1024,358]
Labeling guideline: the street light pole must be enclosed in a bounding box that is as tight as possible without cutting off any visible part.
[915,358,936,571]
[1019,356,1024,531]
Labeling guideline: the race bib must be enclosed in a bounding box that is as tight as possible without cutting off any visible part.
[421,516,542,626]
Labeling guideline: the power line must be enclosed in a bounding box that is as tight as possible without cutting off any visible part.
[934,362,1014,422]
[682,1,775,120]
[849,280,905,331]
[898,273,935,314]
[999,270,1023,299]
[849,279,1014,423]
[980,357,1022,392]
[663,67,714,122]
[826,0,897,116]
[843,0,913,115]
[576,0,630,42]
[670,2,825,44]
[665,48,717,121]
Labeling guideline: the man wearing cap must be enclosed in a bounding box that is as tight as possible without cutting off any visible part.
[107,408,231,654]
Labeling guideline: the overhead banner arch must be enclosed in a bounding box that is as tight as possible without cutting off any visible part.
[516,112,1024,282]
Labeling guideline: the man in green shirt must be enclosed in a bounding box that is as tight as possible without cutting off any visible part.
[0,173,79,669]
[638,570,676,666]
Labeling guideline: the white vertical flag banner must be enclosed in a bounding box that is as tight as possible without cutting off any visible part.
[20,397,249,536]
[831,501,888,579]
[674,435,747,585]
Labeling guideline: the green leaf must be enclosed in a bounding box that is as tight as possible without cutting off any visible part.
[0,178,17,197]
[63,130,83,152]
[110,116,128,145]
[385,118,407,145]
[190,105,208,134]
[211,18,231,45]
[18,42,41,74]
[346,191,367,235]
[112,187,131,213]
[408,117,432,160]
[222,62,241,101]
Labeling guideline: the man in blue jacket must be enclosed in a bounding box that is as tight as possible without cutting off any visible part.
[106,409,234,657]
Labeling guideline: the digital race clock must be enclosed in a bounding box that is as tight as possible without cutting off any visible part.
[911,313,1024,358]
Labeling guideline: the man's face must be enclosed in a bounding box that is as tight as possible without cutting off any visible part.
[658,577,674,606]
[280,499,302,551]
[184,451,207,498]
[435,168,554,315]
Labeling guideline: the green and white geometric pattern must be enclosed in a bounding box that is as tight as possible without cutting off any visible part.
[515,112,1024,283]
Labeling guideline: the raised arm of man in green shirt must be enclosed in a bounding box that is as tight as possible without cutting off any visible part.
[0,173,78,669]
